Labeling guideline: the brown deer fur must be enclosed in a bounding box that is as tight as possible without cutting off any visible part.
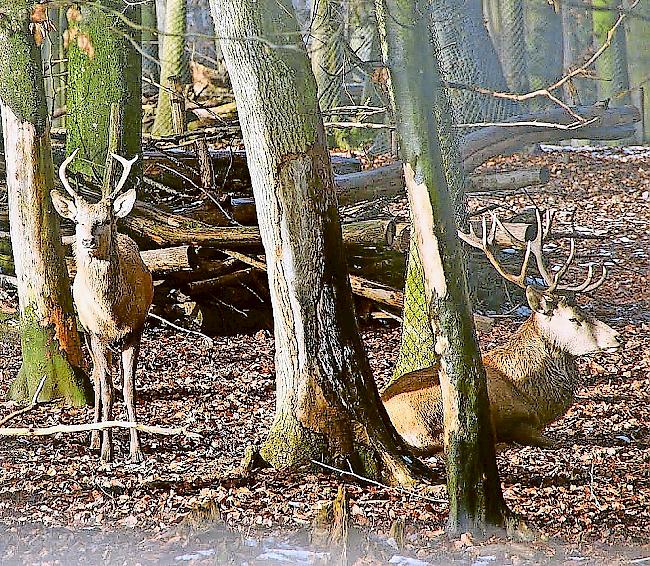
[382,287,620,455]
[51,152,153,462]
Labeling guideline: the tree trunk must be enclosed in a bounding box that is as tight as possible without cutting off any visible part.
[210,0,425,484]
[65,1,142,188]
[309,0,345,112]
[152,0,187,137]
[561,2,596,105]
[0,3,92,405]
[626,0,650,140]
[376,0,510,533]
[142,0,159,96]
[430,0,514,123]
[500,0,530,94]
[525,0,563,97]
[593,0,631,106]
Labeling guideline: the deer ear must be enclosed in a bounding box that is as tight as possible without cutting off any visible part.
[113,188,136,218]
[50,190,77,220]
[526,285,555,315]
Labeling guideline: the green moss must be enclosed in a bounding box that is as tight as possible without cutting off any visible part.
[0,2,47,131]
[260,411,329,469]
[8,307,93,406]
[66,2,141,182]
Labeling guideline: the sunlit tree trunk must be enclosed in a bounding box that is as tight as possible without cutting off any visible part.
[376,0,510,533]
[65,1,141,188]
[209,0,426,485]
[152,0,187,137]
[0,3,92,405]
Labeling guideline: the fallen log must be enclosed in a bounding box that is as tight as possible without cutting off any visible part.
[142,149,362,191]
[392,221,535,253]
[461,105,641,170]
[335,166,550,204]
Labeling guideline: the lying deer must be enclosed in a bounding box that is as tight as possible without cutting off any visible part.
[51,150,153,462]
[382,210,621,454]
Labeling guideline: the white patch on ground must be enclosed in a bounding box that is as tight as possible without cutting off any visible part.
[403,163,447,299]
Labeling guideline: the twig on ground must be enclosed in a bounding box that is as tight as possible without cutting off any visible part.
[0,420,201,439]
[0,375,49,427]
[311,459,447,505]
[148,312,214,348]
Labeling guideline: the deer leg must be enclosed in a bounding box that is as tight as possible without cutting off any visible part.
[122,336,143,463]
[86,333,102,451]
[92,336,114,462]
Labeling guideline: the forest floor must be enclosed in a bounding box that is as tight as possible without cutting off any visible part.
[0,147,648,565]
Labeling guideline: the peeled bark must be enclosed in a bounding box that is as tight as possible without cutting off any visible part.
[0,4,92,405]
[210,0,425,484]
[376,0,509,533]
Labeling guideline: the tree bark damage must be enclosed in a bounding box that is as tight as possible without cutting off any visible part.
[376,0,510,532]
[0,3,92,405]
[210,0,427,484]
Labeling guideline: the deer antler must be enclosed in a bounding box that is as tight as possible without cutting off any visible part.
[458,214,534,289]
[58,148,80,199]
[458,208,607,294]
[108,154,139,200]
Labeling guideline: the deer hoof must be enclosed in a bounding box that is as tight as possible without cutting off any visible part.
[100,444,113,463]
[129,448,145,464]
[90,431,101,450]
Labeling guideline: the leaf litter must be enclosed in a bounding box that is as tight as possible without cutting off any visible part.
[0,147,648,564]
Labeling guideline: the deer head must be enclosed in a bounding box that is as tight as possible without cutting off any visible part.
[51,149,138,260]
[459,209,621,356]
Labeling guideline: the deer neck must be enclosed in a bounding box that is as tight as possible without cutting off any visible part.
[75,238,123,288]
[485,316,579,423]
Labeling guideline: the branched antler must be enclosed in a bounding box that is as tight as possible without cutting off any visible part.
[458,208,607,294]
[108,154,139,200]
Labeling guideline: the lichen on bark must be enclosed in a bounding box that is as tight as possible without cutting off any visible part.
[0,2,47,131]
[65,1,141,181]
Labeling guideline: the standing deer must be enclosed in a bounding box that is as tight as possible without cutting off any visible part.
[51,150,153,462]
[382,210,621,454]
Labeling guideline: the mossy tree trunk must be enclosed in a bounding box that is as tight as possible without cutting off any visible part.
[593,0,631,106]
[151,0,186,137]
[375,0,510,533]
[65,1,141,189]
[0,3,93,405]
[210,0,426,485]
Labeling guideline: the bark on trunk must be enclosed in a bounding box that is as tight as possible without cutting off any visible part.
[65,1,142,188]
[152,0,187,137]
[593,0,631,106]
[376,0,510,533]
[0,4,92,405]
[210,0,425,484]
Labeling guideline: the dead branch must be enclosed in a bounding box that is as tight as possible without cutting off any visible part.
[0,419,201,439]
[0,376,48,427]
